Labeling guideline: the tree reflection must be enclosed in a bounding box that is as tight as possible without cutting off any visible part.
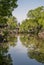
[8,35,17,47]
[0,43,12,65]
[0,34,17,47]
[20,34,44,63]
[28,51,44,63]
[20,34,30,47]
[28,49,44,64]
[0,35,17,65]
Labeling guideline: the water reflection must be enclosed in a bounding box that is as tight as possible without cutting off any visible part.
[0,34,44,65]
[0,35,17,65]
[28,49,44,64]
[7,35,17,47]
[20,34,44,64]
[0,43,12,65]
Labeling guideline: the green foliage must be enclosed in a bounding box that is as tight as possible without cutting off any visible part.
[38,18,44,28]
[27,6,44,19]
[20,6,44,34]
[0,17,8,28]
[7,16,17,29]
[19,19,38,33]
[0,0,18,40]
[0,0,18,16]
[0,0,18,28]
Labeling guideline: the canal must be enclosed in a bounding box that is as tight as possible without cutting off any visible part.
[0,34,44,65]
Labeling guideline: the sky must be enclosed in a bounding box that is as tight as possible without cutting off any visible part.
[12,0,44,23]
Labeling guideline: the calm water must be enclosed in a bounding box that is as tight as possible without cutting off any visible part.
[0,34,44,65]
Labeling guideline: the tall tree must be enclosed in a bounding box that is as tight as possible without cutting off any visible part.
[0,0,18,16]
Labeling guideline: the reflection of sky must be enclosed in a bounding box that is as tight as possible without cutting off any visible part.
[8,36,44,65]
[12,0,44,23]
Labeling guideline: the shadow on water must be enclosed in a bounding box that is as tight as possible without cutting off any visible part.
[0,34,44,65]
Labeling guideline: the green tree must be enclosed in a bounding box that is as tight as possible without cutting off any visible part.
[0,0,18,26]
[20,6,44,34]
[27,6,44,33]
[7,16,17,29]
[0,0,18,41]
[0,0,18,16]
